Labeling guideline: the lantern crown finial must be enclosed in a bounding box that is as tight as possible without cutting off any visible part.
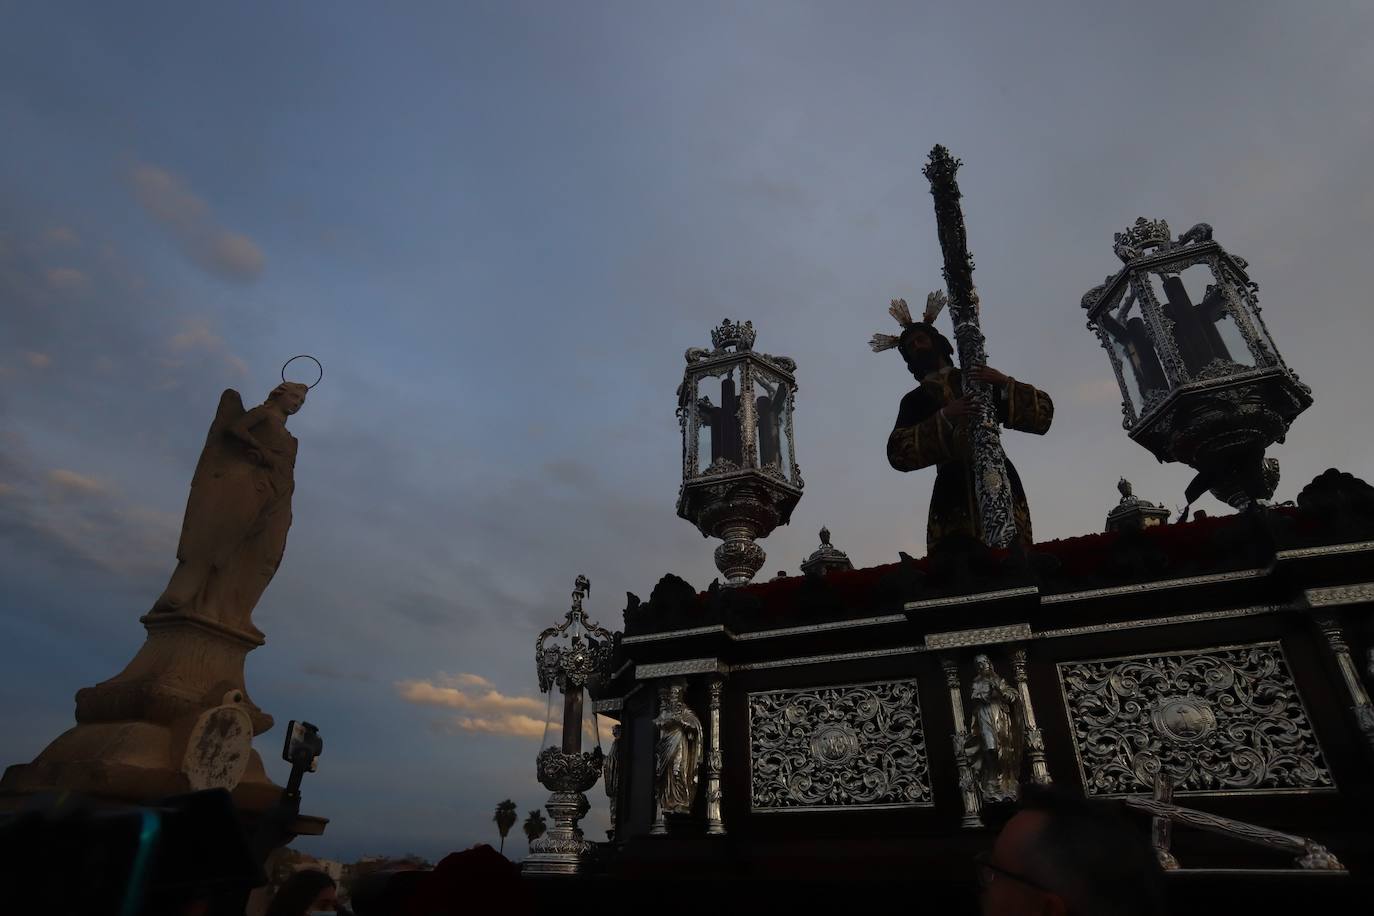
[1113,217,1173,263]
[710,319,756,352]
[534,574,614,694]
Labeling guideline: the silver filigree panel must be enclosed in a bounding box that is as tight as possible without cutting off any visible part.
[748,680,932,811]
[1057,643,1334,797]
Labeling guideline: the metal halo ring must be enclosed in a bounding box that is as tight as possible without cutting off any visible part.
[281,354,324,389]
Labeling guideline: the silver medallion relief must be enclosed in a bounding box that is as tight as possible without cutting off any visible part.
[749,680,932,811]
[1149,696,1218,744]
[1058,642,1334,796]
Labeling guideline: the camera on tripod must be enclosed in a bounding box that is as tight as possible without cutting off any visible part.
[282,720,323,771]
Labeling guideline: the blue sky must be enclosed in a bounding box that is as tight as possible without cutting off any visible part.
[3,1,1373,860]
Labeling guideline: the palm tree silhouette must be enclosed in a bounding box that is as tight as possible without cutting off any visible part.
[522,809,547,855]
[493,799,518,856]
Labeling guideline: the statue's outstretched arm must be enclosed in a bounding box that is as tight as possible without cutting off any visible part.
[1000,379,1054,436]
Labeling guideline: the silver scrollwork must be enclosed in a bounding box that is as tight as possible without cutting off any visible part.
[1058,643,1334,796]
[748,680,932,811]
[524,746,605,875]
[535,575,615,694]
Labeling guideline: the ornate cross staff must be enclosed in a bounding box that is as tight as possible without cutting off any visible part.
[923,145,1017,548]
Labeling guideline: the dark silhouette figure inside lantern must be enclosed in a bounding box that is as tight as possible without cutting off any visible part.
[755,377,786,471]
[697,373,743,469]
[1157,274,1244,374]
[1100,309,1168,396]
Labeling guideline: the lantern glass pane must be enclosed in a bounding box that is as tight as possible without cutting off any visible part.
[1232,280,1279,364]
[541,685,597,755]
[696,367,744,474]
[778,387,795,484]
[1101,288,1169,406]
[540,687,558,752]
[691,376,711,477]
[1101,326,1141,416]
[1149,264,1256,375]
[751,365,790,479]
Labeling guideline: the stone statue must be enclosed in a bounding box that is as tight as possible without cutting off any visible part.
[965,654,1023,803]
[1,368,325,842]
[151,381,308,637]
[604,724,621,805]
[873,294,1054,553]
[654,681,703,816]
[604,724,621,840]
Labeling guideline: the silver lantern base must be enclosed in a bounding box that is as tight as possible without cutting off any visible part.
[522,747,603,878]
[522,790,593,876]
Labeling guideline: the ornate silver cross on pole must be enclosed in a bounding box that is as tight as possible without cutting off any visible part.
[923,145,1017,548]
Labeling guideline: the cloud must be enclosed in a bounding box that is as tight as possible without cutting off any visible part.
[444,673,494,688]
[47,468,105,495]
[397,676,561,738]
[46,267,87,292]
[45,227,79,246]
[396,678,545,715]
[207,233,264,280]
[398,675,612,742]
[167,318,250,378]
[443,714,547,738]
[25,352,51,369]
[0,446,179,585]
[437,713,605,741]
[303,661,373,682]
[127,162,264,282]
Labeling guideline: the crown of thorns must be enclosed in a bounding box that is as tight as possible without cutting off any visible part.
[869,291,947,355]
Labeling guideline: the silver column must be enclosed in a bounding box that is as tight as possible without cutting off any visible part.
[1010,647,1051,785]
[649,681,669,835]
[706,676,726,835]
[1315,615,1374,753]
[942,655,982,828]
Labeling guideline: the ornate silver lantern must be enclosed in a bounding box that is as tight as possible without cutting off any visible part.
[524,575,617,877]
[676,320,803,585]
[1081,220,1312,510]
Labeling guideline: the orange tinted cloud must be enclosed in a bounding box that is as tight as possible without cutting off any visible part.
[46,267,88,292]
[128,162,264,282]
[396,678,545,715]
[48,468,105,495]
[446,714,547,738]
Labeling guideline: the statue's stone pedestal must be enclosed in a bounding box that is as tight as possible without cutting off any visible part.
[0,611,325,837]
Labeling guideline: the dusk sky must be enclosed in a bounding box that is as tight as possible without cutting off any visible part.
[3,2,1372,861]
